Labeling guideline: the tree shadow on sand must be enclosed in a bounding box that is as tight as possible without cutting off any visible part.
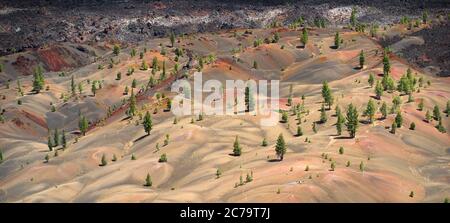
[334,136,354,139]
[134,134,149,142]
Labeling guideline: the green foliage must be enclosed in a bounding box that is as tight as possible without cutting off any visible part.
[275,134,287,161]
[321,81,334,109]
[382,50,391,77]
[418,99,424,111]
[359,50,365,68]
[334,32,341,48]
[296,125,303,137]
[140,60,148,70]
[144,173,152,187]
[345,103,359,138]
[436,119,446,133]
[350,7,357,27]
[359,161,364,172]
[368,73,375,87]
[391,122,397,134]
[253,61,258,69]
[32,66,45,93]
[339,146,344,155]
[375,80,383,99]
[395,111,403,128]
[159,153,168,163]
[280,110,288,123]
[364,99,376,123]
[216,168,222,178]
[79,115,88,136]
[100,154,107,166]
[425,110,432,123]
[300,28,308,46]
[433,105,441,121]
[47,135,53,151]
[113,44,120,56]
[170,32,176,47]
[409,122,416,130]
[262,137,268,147]
[127,90,137,117]
[233,136,242,156]
[320,103,327,123]
[143,111,153,135]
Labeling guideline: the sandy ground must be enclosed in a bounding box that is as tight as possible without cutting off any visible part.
[0,25,449,203]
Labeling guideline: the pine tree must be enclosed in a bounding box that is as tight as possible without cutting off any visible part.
[418,99,424,111]
[425,110,432,123]
[391,122,397,134]
[144,173,152,187]
[422,11,428,24]
[320,103,327,123]
[131,79,137,88]
[395,111,403,128]
[78,82,83,94]
[91,81,97,96]
[409,122,416,130]
[336,106,345,135]
[170,32,175,47]
[233,136,242,156]
[140,60,148,71]
[44,154,50,163]
[275,133,287,161]
[321,81,334,109]
[368,73,375,87]
[297,126,303,137]
[79,115,88,136]
[71,75,76,96]
[53,129,59,147]
[0,150,3,162]
[253,61,258,69]
[312,122,317,133]
[128,90,137,117]
[350,7,357,27]
[300,28,308,47]
[436,118,446,133]
[334,32,341,49]
[330,162,336,171]
[62,130,67,149]
[364,99,376,123]
[380,102,388,119]
[143,111,152,135]
[32,66,45,93]
[47,135,53,151]
[359,50,365,69]
[262,137,268,146]
[375,80,383,99]
[346,103,359,138]
[383,50,391,76]
[100,154,107,166]
[159,153,167,162]
[281,110,288,123]
[433,105,441,121]
[339,146,344,154]
[359,161,364,172]
[113,44,120,56]
[216,168,222,178]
